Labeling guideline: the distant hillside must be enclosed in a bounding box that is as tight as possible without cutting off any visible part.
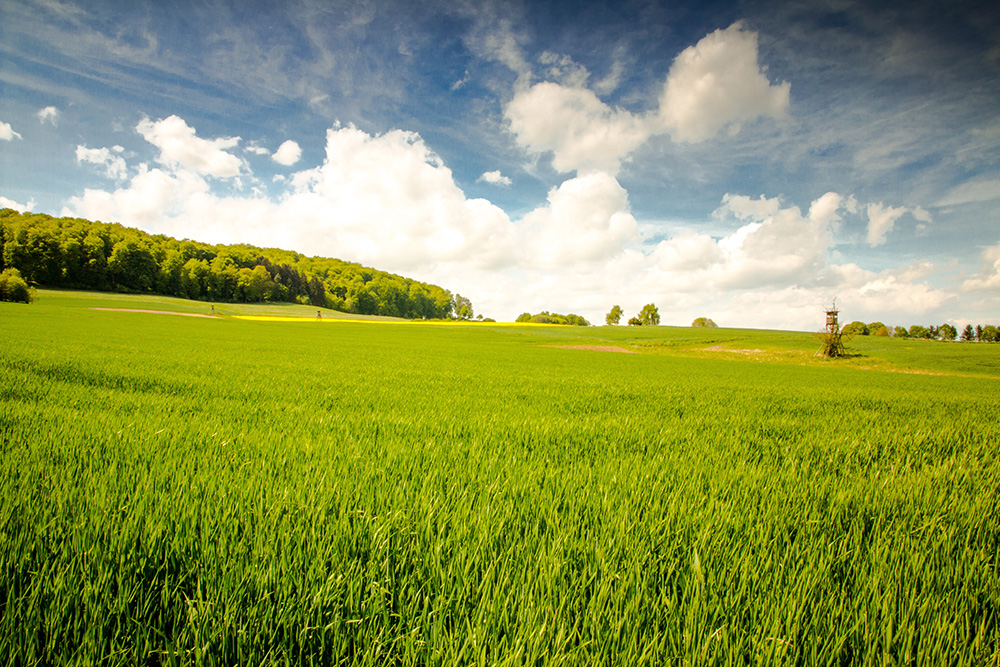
[0,208,468,319]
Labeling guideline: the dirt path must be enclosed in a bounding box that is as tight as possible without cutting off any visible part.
[90,308,217,319]
[552,345,636,354]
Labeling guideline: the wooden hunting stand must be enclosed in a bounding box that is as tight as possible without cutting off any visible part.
[817,301,846,357]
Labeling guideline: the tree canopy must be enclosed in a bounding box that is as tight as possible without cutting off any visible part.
[0,208,464,319]
[637,303,660,326]
[691,317,717,328]
[605,305,623,326]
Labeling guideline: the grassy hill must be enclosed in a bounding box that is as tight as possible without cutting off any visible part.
[2,290,998,664]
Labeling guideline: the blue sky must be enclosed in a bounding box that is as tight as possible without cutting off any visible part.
[2,0,998,328]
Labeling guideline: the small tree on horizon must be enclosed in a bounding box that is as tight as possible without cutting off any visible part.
[605,305,623,325]
[691,317,717,328]
[637,303,660,326]
[961,324,975,341]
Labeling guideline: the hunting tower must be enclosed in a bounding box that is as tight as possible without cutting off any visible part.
[817,301,846,357]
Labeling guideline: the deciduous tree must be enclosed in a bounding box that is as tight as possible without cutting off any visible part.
[637,303,660,326]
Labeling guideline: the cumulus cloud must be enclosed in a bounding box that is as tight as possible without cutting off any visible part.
[37,106,60,126]
[75,144,128,180]
[272,140,302,166]
[657,22,790,142]
[0,196,35,211]
[67,122,518,273]
[61,116,954,329]
[504,23,790,174]
[136,115,242,178]
[962,243,1000,292]
[505,82,650,174]
[865,202,907,246]
[478,170,512,187]
[520,172,638,267]
[0,120,22,141]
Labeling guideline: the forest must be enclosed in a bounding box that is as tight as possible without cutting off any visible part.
[0,209,463,319]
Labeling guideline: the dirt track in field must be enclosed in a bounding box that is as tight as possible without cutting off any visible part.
[90,308,217,319]
[553,345,636,354]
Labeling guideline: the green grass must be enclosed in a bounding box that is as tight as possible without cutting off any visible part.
[1,290,999,665]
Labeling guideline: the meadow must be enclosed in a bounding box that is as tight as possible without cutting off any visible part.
[2,290,999,665]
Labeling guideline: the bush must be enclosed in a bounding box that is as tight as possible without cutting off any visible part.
[842,321,868,336]
[691,317,717,328]
[0,268,32,303]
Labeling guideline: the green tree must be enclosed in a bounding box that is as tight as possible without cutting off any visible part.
[516,312,532,323]
[691,317,717,328]
[938,323,957,341]
[605,305,623,325]
[893,326,909,338]
[0,268,32,303]
[180,258,210,299]
[627,316,643,326]
[960,324,975,341]
[909,325,930,339]
[976,325,984,341]
[867,321,886,335]
[637,303,660,326]
[108,238,157,291]
[453,294,474,320]
[842,321,868,336]
[982,325,999,343]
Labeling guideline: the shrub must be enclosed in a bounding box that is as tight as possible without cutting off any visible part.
[0,268,32,303]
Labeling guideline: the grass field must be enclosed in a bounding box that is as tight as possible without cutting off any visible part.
[2,290,999,665]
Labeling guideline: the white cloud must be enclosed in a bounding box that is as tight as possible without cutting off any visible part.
[504,23,790,174]
[865,202,907,246]
[478,170,512,187]
[656,22,790,142]
[36,106,60,126]
[719,193,782,221]
[520,172,638,267]
[962,243,1000,292]
[75,144,128,180]
[61,117,957,329]
[245,142,271,156]
[0,120,22,141]
[505,82,650,174]
[136,115,242,178]
[0,196,35,211]
[272,140,302,166]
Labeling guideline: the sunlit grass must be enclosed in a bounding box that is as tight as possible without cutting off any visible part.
[1,290,999,664]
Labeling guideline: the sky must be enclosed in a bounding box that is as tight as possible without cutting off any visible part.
[1,0,999,329]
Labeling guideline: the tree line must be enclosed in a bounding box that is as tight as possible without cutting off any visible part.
[842,320,999,342]
[0,209,473,319]
[516,311,590,326]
